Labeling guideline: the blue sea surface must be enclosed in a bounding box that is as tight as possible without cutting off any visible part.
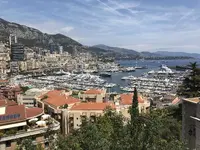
[105,59,200,93]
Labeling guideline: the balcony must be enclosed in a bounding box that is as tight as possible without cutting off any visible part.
[90,112,96,116]
[0,119,60,142]
[82,112,87,116]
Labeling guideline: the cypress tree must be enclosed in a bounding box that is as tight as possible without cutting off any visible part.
[131,87,139,123]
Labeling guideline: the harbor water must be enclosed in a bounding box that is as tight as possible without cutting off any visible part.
[105,59,200,93]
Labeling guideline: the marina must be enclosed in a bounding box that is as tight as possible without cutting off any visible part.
[10,59,200,98]
[121,65,186,97]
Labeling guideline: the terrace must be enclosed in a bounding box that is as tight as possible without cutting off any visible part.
[0,115,60,142]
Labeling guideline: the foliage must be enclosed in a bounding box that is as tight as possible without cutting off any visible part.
[55,108,185,150]
[166,104,182,122]
[36,144,44,150]
[0,131,4,137]
[5,129,17,135]
[59,104,68,109]
[20,86,30,94]
[16,138,36,150]
[41,95,48,101]
[130,87,139,124]
[178,62,200,98]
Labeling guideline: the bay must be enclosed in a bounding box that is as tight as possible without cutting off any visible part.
[104,59,200,93]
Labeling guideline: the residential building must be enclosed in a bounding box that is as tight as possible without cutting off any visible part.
[17,88,48,107]
[37,90,80,134]
[68,102,116,130]
[10,43,25,62]
[0,86,21,101]
[79,89,107,103]
[0,99,60,150]
[0,80,9,87]
[10,62,19,74]
[114,93,150,118]
[182,97,200,150]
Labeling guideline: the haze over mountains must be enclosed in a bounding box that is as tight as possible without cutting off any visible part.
[0,18,199,59]
[93,44,200,58]
[154,51,200,59]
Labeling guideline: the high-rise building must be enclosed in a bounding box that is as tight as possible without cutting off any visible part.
[9,34,17,46]
[50,44,57,54]
[59,46,63,54]
[10,43,25,61]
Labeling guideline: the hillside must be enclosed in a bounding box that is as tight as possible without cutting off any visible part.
[155,51,200,59]
[0,18,84,53]
[141,51,161,57]
[93,44,140,56]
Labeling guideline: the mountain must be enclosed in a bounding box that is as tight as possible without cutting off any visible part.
[155,51,200,59]
[140,51,161,57]
[93,44,140,56]
[0,18,84,53]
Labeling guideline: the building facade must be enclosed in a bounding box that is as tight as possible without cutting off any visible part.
[37,90,80,134]
[0,99,60,150]
[114,93,150,118]
[0,86,21,101]
[182,97,200,150]
[79,89,107,103]
[10,43,25,62]
[68,102,116,130]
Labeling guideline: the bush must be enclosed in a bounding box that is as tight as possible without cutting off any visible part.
[5,129,17,135]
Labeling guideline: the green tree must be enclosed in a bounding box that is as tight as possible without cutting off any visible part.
[130,87,139,122]
[20,86,30,94]
[178,62,200,97]
[16,138,35,150]
[55,107,185,150]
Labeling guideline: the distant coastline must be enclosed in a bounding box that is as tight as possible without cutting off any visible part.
[112,56,194,61]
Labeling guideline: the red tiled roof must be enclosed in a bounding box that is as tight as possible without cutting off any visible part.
[26,107,43,118]
[0,99,17,107]
[41,90,80,108]
[120,93,144,105]
[70,102,116,110]
[172,97,181,105]
[0,80,8,83]
[84,89,103,94]
[0,104,44,125]
[0,105,26,124]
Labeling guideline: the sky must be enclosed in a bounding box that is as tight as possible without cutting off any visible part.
[0,0,200,53]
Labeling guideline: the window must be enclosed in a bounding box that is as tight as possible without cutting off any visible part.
[76,117,79,120]
[45,142,49,148]
[6,141,11,147]
[18,126,23,131]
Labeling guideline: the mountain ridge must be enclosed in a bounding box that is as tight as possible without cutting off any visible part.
[93,44,140,56]
[0,18,199,59]
[0,18,83,53]
[155,51,200,58]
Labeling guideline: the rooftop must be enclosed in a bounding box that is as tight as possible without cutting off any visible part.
[84,89,104,95]
[183,97,200,104]
[120,93,144,105]
[0,80,9,83]
[41,90,80,108]
[0,100,43,125]
[70,102,116,111]
[0,99,17,107]
[172,97,181,105]
[25,88,47,96]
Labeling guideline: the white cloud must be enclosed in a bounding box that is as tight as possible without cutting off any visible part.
[61,26,74,33]
[2,0,200,53]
